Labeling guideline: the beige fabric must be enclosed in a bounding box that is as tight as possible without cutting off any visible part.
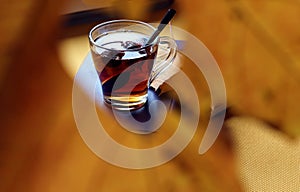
[227,117,300,191]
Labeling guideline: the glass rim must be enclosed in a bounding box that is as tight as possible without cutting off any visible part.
[89,19,157,52]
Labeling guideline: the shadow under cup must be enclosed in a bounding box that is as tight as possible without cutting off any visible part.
[89,20,176,110]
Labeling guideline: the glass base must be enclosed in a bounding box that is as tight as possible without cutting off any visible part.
[103,94,148,111]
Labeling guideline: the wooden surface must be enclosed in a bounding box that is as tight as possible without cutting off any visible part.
[179,0,300,136]
[1,0,299,191]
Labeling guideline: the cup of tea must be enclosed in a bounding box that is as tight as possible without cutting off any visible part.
[89,20,177,110]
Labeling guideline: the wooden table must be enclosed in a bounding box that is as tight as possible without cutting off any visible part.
[1,0,299,191]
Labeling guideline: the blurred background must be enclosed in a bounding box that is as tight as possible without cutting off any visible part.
[0,0,299,191]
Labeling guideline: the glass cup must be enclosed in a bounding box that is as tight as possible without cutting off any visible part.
[89,20,177,110]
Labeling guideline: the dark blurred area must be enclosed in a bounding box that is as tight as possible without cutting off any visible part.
[60,0,175,37]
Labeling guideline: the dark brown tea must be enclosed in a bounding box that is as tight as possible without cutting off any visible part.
[91,31,158,109]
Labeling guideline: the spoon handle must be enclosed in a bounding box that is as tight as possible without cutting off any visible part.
[146,9,176,45]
